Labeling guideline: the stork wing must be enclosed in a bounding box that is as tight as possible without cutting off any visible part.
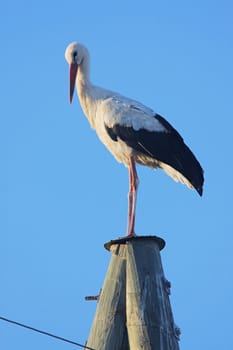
[105,109,204,195]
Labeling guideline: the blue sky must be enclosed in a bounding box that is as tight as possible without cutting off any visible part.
[1,0,233,349]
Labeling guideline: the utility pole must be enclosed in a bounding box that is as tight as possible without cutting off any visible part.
[86,236,180,350]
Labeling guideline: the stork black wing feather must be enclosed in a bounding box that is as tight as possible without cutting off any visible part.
[105,114,204,195]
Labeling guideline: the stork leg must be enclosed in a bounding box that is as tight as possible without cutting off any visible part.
[127,155,139,236]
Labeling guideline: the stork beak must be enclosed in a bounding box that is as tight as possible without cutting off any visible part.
[69,62,78,104]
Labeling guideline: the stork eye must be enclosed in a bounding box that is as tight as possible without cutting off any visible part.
[73,51,78,60]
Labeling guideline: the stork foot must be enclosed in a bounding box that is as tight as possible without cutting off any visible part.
[126,231,137,237]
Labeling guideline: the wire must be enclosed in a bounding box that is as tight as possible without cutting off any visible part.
[0,316,95,350]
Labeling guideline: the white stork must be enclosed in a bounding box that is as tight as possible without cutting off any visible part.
[65,42,204,236]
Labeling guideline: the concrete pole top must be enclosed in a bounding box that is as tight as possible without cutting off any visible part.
[104,235,166,252]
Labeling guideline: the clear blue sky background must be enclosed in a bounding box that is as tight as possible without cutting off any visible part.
[1,1,233,349]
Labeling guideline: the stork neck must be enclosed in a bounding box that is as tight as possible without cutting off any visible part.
[76,52,97,128]
[77,53,91,87]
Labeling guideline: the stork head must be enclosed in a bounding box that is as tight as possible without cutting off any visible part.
[65,42,88,103]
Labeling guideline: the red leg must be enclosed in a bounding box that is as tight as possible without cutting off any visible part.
[127,169,133,234]
[127,155,139,236]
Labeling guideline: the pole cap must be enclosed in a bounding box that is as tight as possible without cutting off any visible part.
[104,235,166,251]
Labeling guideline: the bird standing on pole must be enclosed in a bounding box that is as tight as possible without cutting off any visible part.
[65,42,204,236]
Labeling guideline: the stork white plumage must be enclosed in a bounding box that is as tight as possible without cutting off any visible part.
[65,42,204,236]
